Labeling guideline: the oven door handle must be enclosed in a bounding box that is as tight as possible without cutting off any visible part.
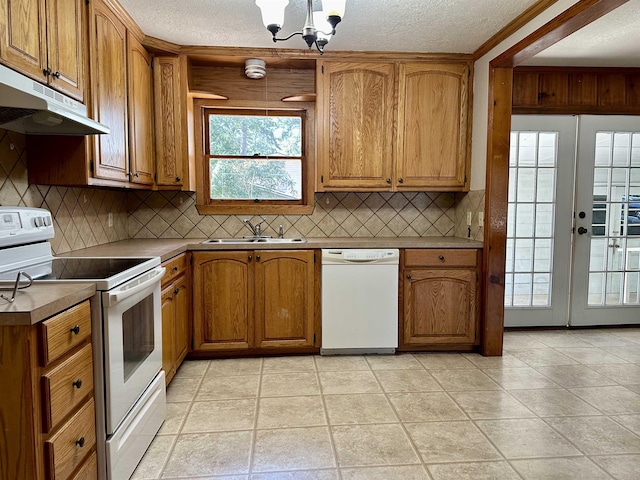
[105,267,166,307]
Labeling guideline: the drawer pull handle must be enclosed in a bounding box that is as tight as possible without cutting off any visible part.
[406,274,412,280]
[72,379,83,389]
[174,288,179,295]
[439,255,445,261]
[70,325,81,335]
[173,266,178,272]
[75,437,85,448]
[398,178,404,183]
[386,178,391,184]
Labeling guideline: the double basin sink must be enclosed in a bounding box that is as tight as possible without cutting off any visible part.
[202,237,307,245]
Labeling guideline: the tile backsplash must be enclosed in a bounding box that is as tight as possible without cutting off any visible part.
[1,128,485,250]
[0,129,128,254]
[127,190,461,239]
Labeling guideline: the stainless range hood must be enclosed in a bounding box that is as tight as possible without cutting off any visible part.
[0,64,109,135]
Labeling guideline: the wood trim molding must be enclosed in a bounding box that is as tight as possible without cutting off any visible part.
[492,0,630,68]
[473,0,560,60]
[481,0,631,356]
[142,35,181,55]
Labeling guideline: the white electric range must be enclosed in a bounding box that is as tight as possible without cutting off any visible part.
[0,207,166,480]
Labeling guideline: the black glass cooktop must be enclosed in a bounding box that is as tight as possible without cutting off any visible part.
[41,257,151,280]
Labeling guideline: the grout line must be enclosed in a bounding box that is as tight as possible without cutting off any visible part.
[313,354,343,480]
[247,357,264,476]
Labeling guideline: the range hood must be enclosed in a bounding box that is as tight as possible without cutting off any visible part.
[0,64,109,135]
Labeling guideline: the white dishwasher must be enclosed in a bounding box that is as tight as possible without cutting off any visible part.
[321,249,399,354]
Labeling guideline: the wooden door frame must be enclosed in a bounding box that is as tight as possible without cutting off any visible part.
[482,0,630,355]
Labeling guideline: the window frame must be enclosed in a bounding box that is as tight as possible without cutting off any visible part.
[193,99,315,214]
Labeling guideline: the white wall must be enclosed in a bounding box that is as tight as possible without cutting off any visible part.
[470,0,581,190]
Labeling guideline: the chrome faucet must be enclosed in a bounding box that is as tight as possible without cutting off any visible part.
[243,219,267,237]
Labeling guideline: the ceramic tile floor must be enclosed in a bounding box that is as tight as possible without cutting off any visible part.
[132,329,640,480]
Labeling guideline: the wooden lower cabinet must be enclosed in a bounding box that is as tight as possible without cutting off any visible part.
[0,299,96,480]
[192,250,318,354]
[161,254,190,384]
[400,249,481,349]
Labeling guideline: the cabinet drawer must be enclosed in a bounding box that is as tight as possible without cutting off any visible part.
[69,452,97,480]
[42,344,94,433]
[162,253,187,286]
[45,399,96,480]
[404,249,478,268]
[41,301,91,366]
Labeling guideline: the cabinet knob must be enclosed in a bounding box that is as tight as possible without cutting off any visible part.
[174,288,179,295]
[70,325,81,335]
[398,178,404,184]
[134,172,139,178]
[75,437,85,448]
[386,178,391,184]
[172,266,178,272]
[248,255,252,261]
[439,255,445,261]
[72,379,83,389]
[256,255,261,261]
[43,67,52,77]
[176,176,181,182]
[52,71,61,79]
[406,274,412,280]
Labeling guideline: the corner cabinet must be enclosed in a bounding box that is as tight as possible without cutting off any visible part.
[161,253,190,385]
[192,250,319,355]
[26,0,156,189]
[400,249,481,349]
[0,0,85,101]
[316,59,471,192]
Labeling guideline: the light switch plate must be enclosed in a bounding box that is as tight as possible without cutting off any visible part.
[478,212,484,227]
[466,211,472,226]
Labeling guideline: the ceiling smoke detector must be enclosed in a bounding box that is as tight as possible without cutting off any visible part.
[245,59,266,79]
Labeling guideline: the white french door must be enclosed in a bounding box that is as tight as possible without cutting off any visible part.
[504,116,576,327]
[505,115,640,327]
[571,116,640,325]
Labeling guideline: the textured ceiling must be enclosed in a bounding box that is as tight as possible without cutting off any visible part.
[523,0,640,67]
[118,0,540,53]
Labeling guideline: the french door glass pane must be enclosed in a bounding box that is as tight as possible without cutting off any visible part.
[505,131,558,307]
[587,130,640,306]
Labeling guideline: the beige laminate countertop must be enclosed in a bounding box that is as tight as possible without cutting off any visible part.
[0,283,96,326]
[61,237,483,262]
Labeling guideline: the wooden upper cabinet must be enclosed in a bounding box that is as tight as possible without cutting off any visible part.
[88,0,129,182]
[192,252,254,351]
[396,62,469,190]
[0,0,84,101]
[45,0,84,100]
[317,61,395,190]
[254,250,316,349]
[127,32,154,186]
[0,0,47,81]
[154,56,186,188]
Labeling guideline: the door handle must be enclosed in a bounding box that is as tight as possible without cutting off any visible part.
[577,226,588,235]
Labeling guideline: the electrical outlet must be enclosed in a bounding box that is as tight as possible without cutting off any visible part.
[108,213,113,228]
[478,212,484,227]
[466,211,472,226]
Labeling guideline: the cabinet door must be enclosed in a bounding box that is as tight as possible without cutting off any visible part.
[88,0,129,182]
[161,283,176,383]
[173,274,189,364]
[46,0,84,101]
[192,252,253,351]
[403,269,476,345]
[0,0,47,81]
[317,61,395,190]
[254,250,316,349]
[127,33,155,186]
[396,63,469,190]
[153,56,185,187]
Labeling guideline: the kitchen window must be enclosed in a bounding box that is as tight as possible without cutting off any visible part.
[194,101,314,214]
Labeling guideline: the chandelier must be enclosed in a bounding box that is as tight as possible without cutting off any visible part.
[255,0,346,54]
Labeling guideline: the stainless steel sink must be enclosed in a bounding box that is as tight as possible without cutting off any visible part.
[202,237,307,244]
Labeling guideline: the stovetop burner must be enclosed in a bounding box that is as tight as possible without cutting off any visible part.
[42,257,152,280]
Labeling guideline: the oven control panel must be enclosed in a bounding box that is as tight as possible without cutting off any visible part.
[0,207,54,248]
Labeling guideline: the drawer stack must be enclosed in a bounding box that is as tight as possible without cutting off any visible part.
[40,301,97,480]
[0,299,97,480]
